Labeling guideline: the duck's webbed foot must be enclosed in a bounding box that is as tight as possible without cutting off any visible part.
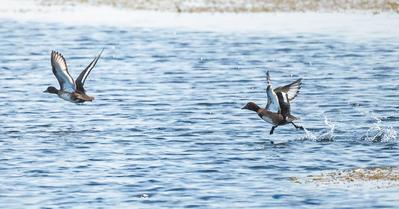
[270,125,278,135]
[291,122,304,130]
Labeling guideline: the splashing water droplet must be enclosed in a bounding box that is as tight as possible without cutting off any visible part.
[300,116,335,141]
[362,123,397,143]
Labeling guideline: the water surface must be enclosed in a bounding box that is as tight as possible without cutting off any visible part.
[0,18,398,208]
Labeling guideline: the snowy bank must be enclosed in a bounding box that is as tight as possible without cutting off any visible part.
[0,0,398,39]
[41,0,399,13]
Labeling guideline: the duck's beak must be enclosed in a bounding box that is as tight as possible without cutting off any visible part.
[43,90,48,93]
[241,106,247,110]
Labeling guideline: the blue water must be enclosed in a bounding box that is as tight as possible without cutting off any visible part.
[0,19,398,208]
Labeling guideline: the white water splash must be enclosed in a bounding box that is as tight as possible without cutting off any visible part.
[362,118,398,143]
[300,116,335,141]
[351,102,398,143]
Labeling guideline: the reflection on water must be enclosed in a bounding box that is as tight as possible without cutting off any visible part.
[0,19,398,208]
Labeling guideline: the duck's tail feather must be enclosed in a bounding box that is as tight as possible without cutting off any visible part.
[286,114,299,122]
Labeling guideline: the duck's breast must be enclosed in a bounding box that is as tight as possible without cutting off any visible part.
[261,115,274,124]
[58,92,77,103]
[258,110,283,125]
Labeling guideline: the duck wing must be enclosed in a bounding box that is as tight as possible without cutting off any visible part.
[274,78,302,101]
[265,71,281,113]
[51,51,75,92]
[276,91,291,117]
[75,49,103,93]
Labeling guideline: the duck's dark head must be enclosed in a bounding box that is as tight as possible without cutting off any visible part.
[43,86,58,94]
[241,102,260,112]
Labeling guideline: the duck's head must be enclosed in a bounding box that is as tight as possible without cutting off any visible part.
[44,86,58,94]
[241,102,260,112]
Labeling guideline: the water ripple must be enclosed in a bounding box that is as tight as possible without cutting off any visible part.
[0,19,398,208]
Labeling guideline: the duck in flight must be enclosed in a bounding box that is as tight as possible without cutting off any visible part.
[44,49,103,103]
[242,71,304,134]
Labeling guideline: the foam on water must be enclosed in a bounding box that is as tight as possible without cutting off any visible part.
[293,167,399,189]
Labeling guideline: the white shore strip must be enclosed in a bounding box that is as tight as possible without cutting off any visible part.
[40,0,399,13]
[0,0,398,39]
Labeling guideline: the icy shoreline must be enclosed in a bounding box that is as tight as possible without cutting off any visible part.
[40,0,399,13]
[1,0,399,38]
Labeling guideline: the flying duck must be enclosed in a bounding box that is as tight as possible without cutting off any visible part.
[242,71,304,134]
[44,49,103,103]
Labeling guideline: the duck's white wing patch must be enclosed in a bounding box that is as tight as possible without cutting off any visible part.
[265,71,280,112]
[51,51,75,92]
[266,85,280,113]
[274,78,302,101]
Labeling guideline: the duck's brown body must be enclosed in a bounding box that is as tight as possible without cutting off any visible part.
[56,90,94,103]
[257,108,287,125]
